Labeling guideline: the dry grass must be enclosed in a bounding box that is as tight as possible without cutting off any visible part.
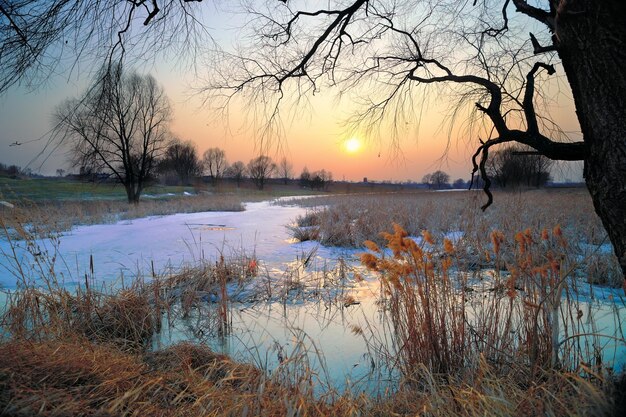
[0,337,618,416]
[354,223,623,416]
[0,339,267,416]
[0,193,246,235]
[360,224,625,375]
[0,189,624,416]
[288,189,623,287]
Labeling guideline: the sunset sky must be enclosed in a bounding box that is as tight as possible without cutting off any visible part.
[0,3,585,183]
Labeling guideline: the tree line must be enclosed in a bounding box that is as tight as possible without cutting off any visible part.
[421,146,553,191]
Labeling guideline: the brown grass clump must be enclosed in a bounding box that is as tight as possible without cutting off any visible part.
[366,360,615,417]
[0,339,157,416]
[361,223,624,379]
[0,338,616,417]
[0,339,264,416]
[2,283,158,352]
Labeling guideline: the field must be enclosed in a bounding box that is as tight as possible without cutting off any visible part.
[0,181,624,416]
[0,177,324,231]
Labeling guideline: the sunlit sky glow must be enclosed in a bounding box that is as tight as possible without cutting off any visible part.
[344,137,362,154]
[0,5,585,183]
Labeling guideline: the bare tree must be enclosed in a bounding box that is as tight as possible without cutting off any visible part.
[421,173,432,189]
[55,64,171,204]
[310,169,333,191]
[224,160,246,187]
[488,144,553,188]
[278,157,293,185]
[423,170,450,189]
[205,1,626,283]
[202,147,228,185]
[247,155,276,190]
[158,139,201,185]
[0,0,206,95]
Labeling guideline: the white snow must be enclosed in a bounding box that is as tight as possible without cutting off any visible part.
[0,199,356,288]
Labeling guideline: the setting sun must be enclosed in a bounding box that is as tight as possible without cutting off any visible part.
[344,137,362,154]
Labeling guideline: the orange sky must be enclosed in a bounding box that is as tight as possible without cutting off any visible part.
[0,63,584,183]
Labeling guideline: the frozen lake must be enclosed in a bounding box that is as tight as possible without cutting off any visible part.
[1,197,624,392]
[0,198,357,289]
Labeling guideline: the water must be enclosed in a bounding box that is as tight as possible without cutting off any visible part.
[1,197,624,392]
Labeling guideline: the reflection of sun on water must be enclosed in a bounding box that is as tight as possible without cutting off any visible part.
[344,137,362,154]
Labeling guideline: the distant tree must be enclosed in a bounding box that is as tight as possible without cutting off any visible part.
[202,147,228,185]
[78,165,95,181]
[423,171,450,189]
[56,168,65,177]
[6,165,21,178]
[452,178,467,189]
[310,169,333,191]
[299,167,311,188]
[159,139,201,185]
[278,157,293,185]
[247,155,276,190]
[55,64,170,203]
[487,145,553,188]
[224,161,246,187]
[432,171,450,189]
[310,172,323,190]
[425,171,447,189]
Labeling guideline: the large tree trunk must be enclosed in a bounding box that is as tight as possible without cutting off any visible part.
[125,183,140,205]
[556,1,626,287]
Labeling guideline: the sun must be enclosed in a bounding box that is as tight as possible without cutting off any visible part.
[344,137,362,154]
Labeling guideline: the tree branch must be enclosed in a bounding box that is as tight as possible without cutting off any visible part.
[529,32,558,54]
[523,62,555,133]
[512,0,555,30]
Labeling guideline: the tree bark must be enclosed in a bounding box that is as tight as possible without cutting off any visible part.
[125,183,140,205]
[556,0,626,286]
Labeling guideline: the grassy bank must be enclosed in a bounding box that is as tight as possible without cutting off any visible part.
[1,337,620,416]
[0,177,325,232]
[0,177,195,202]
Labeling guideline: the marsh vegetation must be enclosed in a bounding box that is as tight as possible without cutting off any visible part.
[0,188,624,416]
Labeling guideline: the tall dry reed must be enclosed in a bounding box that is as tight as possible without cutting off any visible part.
[360,223,625,385]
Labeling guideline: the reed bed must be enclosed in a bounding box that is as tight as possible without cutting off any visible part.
[360,224,626,375]
[288,189,622,287]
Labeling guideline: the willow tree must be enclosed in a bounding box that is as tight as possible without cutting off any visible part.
[55,65,171,203]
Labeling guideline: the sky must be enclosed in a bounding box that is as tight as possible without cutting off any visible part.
[0,3,585,183]
[0,67,481,182]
